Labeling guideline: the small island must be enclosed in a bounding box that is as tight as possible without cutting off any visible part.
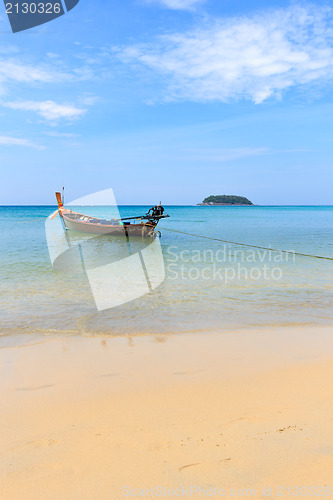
[198,195,253,206]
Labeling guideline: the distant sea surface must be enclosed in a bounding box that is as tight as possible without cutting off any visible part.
[1,205,333,339]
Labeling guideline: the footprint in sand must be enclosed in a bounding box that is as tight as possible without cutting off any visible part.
[15,384,54,391]
[277,425,302,432]
[27,439,59,448]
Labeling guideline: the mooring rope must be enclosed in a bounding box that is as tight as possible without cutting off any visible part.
[16,216,333,262]
[17,217,49,224]
[17,217,47,224]
[162,227,333,262]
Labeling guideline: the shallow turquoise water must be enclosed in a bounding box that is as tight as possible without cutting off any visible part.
[1,205,333,337]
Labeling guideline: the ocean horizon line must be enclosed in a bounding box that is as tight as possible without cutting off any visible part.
[1,204,333,208]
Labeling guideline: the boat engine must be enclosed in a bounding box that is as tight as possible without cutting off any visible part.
[146,204,165,218]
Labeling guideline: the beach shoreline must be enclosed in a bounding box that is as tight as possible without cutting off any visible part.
[1,325,333,499]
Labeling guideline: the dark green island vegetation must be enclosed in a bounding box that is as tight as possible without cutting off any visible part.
[198,195,254,206]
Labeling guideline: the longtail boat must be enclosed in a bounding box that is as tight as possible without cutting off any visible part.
[54,192,169,237]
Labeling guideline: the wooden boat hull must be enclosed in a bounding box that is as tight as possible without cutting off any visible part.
[61,211,157,237]
[54,192,168,238]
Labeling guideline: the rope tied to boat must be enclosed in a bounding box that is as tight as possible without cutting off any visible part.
[15,216,333,261]
[162,227,333,262]
[17,217,49,224]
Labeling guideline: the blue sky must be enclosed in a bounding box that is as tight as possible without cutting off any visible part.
[1,0,333,205]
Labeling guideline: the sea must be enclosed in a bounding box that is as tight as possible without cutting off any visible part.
[1,205,333,339]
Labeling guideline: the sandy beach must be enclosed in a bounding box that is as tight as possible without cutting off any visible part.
[1,326,333,499]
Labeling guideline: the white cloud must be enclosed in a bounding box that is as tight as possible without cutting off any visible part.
[0,54,99,98]
[0,136,44,149]
[144,0,204,10]
[0,55,98,123]
[116,4,333,103]
[80,95,100,106]
[182,147,269,162]
[3,100,86,122]
[0,59,70,95]
[44,131,78,138]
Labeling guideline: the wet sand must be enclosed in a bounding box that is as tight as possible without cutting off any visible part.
[1,326,333,499]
